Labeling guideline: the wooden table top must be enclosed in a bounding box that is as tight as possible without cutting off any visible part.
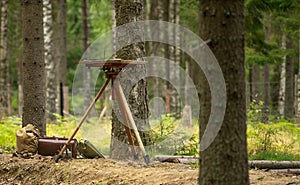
[78,59,147,68]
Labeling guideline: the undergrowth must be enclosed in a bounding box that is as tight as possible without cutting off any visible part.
[0,114,300,161]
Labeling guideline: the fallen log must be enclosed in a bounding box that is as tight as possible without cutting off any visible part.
[154,155,198,164]
[268,169,300,175]
[155,156,300,170]
[249,160,300,169]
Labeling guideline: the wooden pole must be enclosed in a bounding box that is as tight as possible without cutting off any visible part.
[55,78,110,162]
[112,81,138,159]
[114,78,150,164]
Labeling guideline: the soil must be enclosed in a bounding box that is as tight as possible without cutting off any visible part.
[0,154,299,185]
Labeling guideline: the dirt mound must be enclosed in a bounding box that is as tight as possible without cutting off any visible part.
[0,154,299,185]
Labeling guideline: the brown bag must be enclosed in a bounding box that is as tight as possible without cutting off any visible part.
[16,124,40,155]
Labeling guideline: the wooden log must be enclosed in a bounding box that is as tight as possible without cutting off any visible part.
[249,160,300,169]
[268,169,300,175]
[155,156,300,169]
[154,155,198,164]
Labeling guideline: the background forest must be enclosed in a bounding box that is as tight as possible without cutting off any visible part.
[0,0,300,164]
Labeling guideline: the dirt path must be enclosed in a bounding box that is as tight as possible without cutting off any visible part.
[0,154,299,185]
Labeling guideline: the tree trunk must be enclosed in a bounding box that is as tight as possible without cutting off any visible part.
[251,65,261,104]
[43,0,56,121]
[262,14,271,123]
[271,64,280,117]
[21,0,46,136]
[0,0,8,118]
[162,0,170,114]
[54,0,67,116]
[81,0,91,112]
[284,38,294,120]
[198,0,250,184]
[296,25,300,121]
[110,0,151,161]
[278,34,286,116]
[262,64,270,123]
[18,2,24,117]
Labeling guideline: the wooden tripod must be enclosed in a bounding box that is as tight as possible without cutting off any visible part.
[55,60,150,164]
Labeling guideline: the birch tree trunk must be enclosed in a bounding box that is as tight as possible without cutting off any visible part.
[43,0,56,121]
[21,0,46,136]
[0,0,8,118]
[198,0,250,184]
[110,0,151,160]
[278,34,286,116]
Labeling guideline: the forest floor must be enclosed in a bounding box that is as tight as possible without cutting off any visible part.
[0,154,299,185]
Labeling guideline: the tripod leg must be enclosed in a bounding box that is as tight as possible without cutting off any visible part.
[112,87,138,159]
[114,79,150,165]
[55,78,111,162]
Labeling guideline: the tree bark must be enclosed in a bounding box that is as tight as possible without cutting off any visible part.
[54,0,67,116]
[284,38,294,120]
[250,64,261,104]
[81,0,91,112]
[43,0,56,121]
[110,0,151,161]
[162,0,170,114]
[262,64,270,123]
[271,64,280,116]
[262,14,271,123]
[21,0,46,136]
[198,0,250,184]
[295,25,300,121]
[18,3,24,117]
[278,34,286,116]
[0,0,8,118]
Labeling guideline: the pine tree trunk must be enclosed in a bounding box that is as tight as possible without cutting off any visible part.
[278,34,286,116]
[21,0,46,136]
[271,64,280,116]
[251,65,261,104]
[54,0,67,115]
[110,0,151,160]
[82,0,91,112]
[162,0,170,114]
[198,0,249,184]
[262,14,271,123]
[284,38,294,120]
[43,0,56,121]
[296,25,300,121]
[18,3,24,117]
[262,64,270,123]
[0,0,8,118]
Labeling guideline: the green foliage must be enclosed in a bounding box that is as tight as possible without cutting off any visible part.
[0,117,21,152]
[249,151,300,161]
[247,121,300,159]
[149,115,198,156]
[247,99,264,123]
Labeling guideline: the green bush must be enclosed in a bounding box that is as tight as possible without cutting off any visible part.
[0,117,21,152]
[247,121,300,160]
